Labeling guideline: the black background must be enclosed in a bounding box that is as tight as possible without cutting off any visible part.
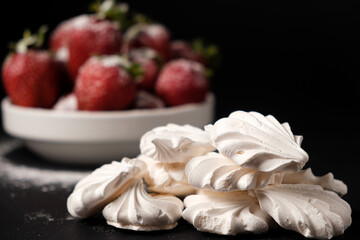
[0,0,359,239]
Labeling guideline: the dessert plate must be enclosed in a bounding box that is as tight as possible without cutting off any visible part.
[1,93,214,165]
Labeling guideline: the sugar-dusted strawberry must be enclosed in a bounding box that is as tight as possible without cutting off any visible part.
[132,90,165,109]
[50,14,122,81]
[66,16,122,80]
[49,0,131,80]
[75,55,139,111]
[170,40,205,64]
[170,39,221,70]
[128,48,161,91]
[49,16,87,90]
[2,27,61,108]
[50,14,90,62]
[122,23,171,61]
[155,59,209,106]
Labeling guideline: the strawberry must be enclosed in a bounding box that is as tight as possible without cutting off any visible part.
[50,1,131,81]
[66,15,122,80]
[2,27,61,108]
[132,90,165,109]
[50,14,89,62]
[170,40,205,64]
[122,23,171,61]
[74,55,138,111]
[155,59,209,106]
[128,48,160,91]
[49,15,84,90]
[170,39,220,71]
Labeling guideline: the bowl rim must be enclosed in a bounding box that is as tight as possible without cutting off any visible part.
[1,93,215,119]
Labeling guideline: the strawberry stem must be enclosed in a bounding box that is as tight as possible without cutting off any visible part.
[90,0,153,30]
[132,12,152,24]
[12,25,48,53]
[125,62,144,79]
[90,0,132,29]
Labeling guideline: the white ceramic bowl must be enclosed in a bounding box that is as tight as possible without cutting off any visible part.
[1,94,215,165]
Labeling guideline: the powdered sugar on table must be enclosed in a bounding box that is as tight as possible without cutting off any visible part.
[0,136,90,191]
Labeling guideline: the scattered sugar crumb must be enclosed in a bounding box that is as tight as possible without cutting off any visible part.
[0,138,90,191]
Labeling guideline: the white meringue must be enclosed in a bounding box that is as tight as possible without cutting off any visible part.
[67,158,146,218]
[140,124,215,163]
[205,111,309,172]
[140,155,195,197]
[183,190,273,235]
[186,152,282,191]
[282,168,347,196]
[255,184,352,239]
[65,109,352,238]
[102,178,184,231]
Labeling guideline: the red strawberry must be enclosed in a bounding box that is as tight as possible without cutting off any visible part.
[68,16,122,80]
[132,90,165,109]
[50,14,122,80]
[50,15,88,62]
[2,27,61,108]
[49,16,84,90]
[122,23,171,61]
[128,48,160,91]
[75,55,137,111]
[155,59,209,106]
[50,0,130,81]
[170,40,205,64]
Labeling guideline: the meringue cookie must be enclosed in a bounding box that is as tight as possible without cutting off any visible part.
[282,168,347,196]
[183,190,273,235]
[140,124,215,163]
[67,158,146,218]
[205,111,309,172]
[255,184,352,239]
[186,152,282,191]
[102,178,184,231]
[140,155,196,197]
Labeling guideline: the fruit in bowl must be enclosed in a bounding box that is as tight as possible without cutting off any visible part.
[75,55,138,111]
[50,14,123,80]
[2,26,61,109]
[1,0,219,164]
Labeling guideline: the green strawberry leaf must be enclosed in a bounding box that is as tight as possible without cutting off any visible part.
[132,12,153,24]
[90,0,132,29]
[192,38,221,71]
[125,62,145,79]
[90,0,153,30]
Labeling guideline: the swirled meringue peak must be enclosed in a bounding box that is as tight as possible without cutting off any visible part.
[282,168,348,196]
[67,158,146,218]
[205,111,309,172]
[140,155,196,197]
[255,184,352,239]
[186,152,282,191]
[183,190,273,235]
[140,124,215,163]
[102,178,184,231]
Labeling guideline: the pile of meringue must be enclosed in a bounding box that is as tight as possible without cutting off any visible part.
[67,111,352,239]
